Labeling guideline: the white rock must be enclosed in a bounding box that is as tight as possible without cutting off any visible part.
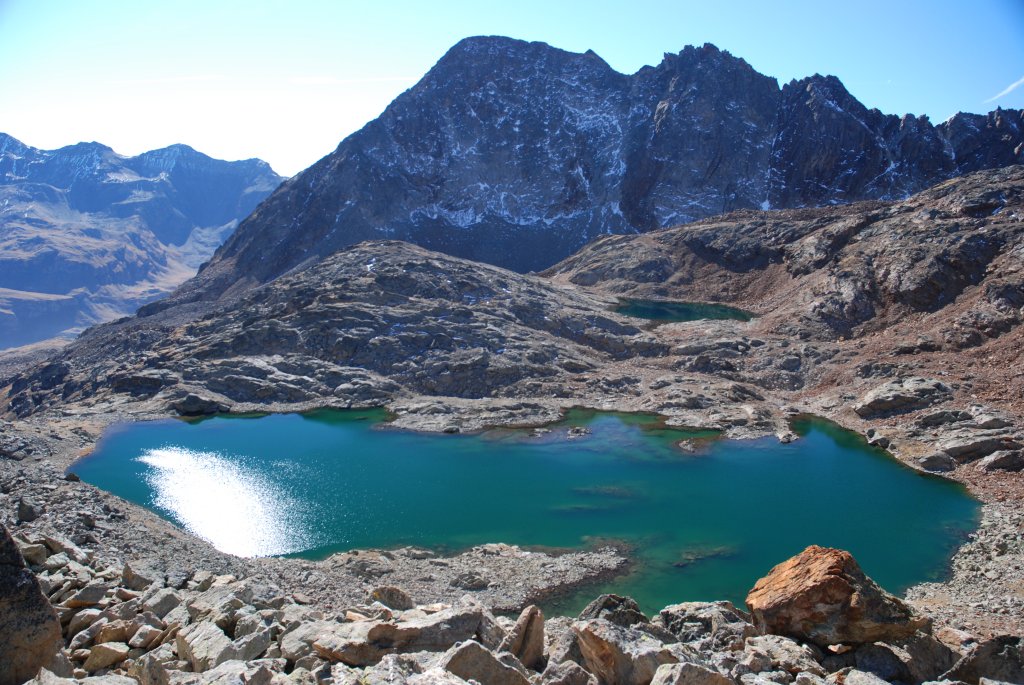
[176,621,236,672]
[653,662,734,685]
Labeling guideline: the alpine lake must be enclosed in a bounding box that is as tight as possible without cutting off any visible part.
[613,298,754,323]
[72,407,979,615]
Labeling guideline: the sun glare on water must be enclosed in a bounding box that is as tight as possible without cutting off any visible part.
[137,447,314,557]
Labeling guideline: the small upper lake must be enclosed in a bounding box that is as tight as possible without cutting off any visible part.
[72,409,978,613]
[614,298,753,323]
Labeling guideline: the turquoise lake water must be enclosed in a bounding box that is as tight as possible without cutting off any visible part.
[72,409,979,614]
[614,298,753,323]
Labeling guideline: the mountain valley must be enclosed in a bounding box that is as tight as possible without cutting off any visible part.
[3,163,1023,684]
[1,34,1024,685]
[0,134,282,349]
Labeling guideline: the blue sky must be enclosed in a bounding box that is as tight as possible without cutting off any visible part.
[1,0,1022,176]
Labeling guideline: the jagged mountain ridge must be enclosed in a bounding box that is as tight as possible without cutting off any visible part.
[180,36,1023,303]
[0,134,283,348]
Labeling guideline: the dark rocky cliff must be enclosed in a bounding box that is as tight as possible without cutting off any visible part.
[185,36,1023,300]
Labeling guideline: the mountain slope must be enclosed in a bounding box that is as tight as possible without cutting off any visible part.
[178,36,1022,304]
[544,164,1024,409]
[7,167,1023,427]
[0,134,282,348]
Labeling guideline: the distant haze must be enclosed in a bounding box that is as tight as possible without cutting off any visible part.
[2,0,1022,176]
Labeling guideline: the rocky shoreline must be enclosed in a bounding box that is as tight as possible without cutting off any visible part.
[2,389,1022,643]
[0,423,631,615]
[4,490,1023,685]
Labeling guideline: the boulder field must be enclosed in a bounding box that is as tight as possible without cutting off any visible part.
[5,520,1022,685]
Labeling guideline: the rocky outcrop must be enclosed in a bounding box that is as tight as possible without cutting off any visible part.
[852,633,958,684]
[548,165,1024,341]
[916,453,958,472]
[579,594,651,628]
[935,429,1022,464]
[573,618,693,685]
[651,662,733,685]
[853,378,951,418]
[161,37,1021,304]
[977,450,1024,472]
[500,604,546,670]
[5,241,670,417]
[654,602,757,653]
[0,524,63,685]
[369,586,415,611]
[742,634,826,678]
[167,394,228,417]
[438,639,531,685]
[0,133,282,349]
[745,546,931,646]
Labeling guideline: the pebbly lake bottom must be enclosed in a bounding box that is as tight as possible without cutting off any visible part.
[71,408,980,615]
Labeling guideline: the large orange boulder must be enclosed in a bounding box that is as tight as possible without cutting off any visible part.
[745,545,930,646]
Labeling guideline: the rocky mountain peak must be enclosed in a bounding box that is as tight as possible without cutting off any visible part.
[440,34,607,66]
[644,42,777,98]
[49,141,117,170]
[780,73,886,132]
[53,140,114,154]
[130,144,221,176]
[658,42,756,74]
[0,132,29,157]
[172,37,1024,304]
[423,34,619,93]
[133,142,200,168]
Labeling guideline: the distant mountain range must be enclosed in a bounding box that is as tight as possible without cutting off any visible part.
[6,36,1023,346]
[0,133,282,348]
[179,36,1022,303]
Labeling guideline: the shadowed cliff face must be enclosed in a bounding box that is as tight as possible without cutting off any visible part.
[181,36,1022,302]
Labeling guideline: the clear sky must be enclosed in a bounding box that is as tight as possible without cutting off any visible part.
[2,0,1022,176]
